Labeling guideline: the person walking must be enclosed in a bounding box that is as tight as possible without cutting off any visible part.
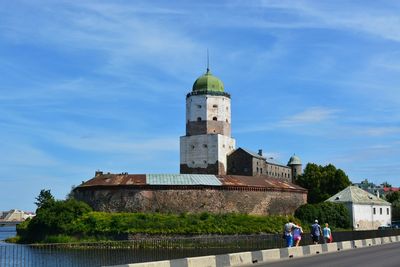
[283,219,300,247]
[293,224,303,247]
[311,219,322,244]
[323,223,332,243]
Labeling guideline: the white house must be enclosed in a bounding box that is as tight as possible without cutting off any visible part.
[326,185,391,230]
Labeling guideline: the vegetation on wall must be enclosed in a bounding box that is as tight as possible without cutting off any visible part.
[296,163,351,204]
[294,202,351,229]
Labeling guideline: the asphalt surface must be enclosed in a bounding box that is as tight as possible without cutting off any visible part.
[245,242,400,267]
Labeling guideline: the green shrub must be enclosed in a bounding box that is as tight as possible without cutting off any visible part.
[294,202,351,229]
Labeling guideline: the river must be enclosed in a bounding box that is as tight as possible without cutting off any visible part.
[0,226,16,242]
[0,225,257,267]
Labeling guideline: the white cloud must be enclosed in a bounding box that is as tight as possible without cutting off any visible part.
[259,0,400,42]
[362,127,400,137]
[280,107,339,127]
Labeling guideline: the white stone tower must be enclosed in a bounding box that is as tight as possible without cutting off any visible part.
[180,68,236,175]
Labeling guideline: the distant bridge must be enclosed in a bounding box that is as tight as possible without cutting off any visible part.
[0,221,22,227]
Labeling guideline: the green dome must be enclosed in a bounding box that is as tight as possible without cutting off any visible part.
[192,69,224,93]
[288,154,302,165]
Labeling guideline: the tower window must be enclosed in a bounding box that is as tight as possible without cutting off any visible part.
[197,117,202,122]
[197,105,202,108]
[213,104,218,108]
[212,117,217,121]
[203,160,207,164]
[203,144,208,148]
[191,145,195,149]
[226,119,229,123]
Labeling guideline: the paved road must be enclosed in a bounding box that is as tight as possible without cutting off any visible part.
[245,242,400,267]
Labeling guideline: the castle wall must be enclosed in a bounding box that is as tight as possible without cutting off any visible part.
[74,186,307,216]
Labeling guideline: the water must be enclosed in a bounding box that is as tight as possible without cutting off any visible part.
[1,228,278,267]
[0,226,16,242]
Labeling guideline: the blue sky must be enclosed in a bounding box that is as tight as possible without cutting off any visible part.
[1,0,400,211]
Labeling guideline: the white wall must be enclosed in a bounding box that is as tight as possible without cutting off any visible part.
[353,204,391,230]
[180,134,235,171]
[186,95,231,127]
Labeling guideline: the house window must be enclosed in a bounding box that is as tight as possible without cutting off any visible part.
[373,207,376,215]
[197,105,202,108]
[191,145,195,149]
[213,104,218,108]
[387,208,389,215]
[203,144,208,148]
[213,117,217,121]
[256,167,259,173]
[380,208,382,215]
[260,168,262,174]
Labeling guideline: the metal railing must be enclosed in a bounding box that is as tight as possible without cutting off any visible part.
[1,229,400,267]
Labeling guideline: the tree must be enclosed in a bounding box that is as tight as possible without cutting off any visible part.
[295,202,351,229]
[392,200,400,221]
[385,191,400,203]
[66,185,76,200]
[382,181,392,188]
[296,163,351,204]
[18,198,92,242]
[35,189,55,209]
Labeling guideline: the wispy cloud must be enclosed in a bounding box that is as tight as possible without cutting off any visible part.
[280,107,339,127]
[258,0,400,42]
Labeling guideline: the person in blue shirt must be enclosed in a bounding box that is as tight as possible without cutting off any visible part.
[311,219,322,244]
[323,223,332,243]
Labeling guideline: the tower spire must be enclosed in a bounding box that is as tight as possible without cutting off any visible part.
[207,49,210,73]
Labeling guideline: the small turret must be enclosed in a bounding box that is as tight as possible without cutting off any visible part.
[287,154,302,183]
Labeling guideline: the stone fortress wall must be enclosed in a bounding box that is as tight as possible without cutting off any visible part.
[74,185,307,215]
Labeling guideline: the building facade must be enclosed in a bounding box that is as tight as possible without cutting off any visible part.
[326,186,391,230]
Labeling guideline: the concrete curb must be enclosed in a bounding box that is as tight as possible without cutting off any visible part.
[104,235,400,267]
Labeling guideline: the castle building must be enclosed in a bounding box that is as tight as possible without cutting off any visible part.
[180,68,302,182]
[180,68,235,175]
[73,66,307,216]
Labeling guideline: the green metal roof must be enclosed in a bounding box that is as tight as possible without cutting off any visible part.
[192,69,224,93]
[326,186,391,205]
[146,174,222,186]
